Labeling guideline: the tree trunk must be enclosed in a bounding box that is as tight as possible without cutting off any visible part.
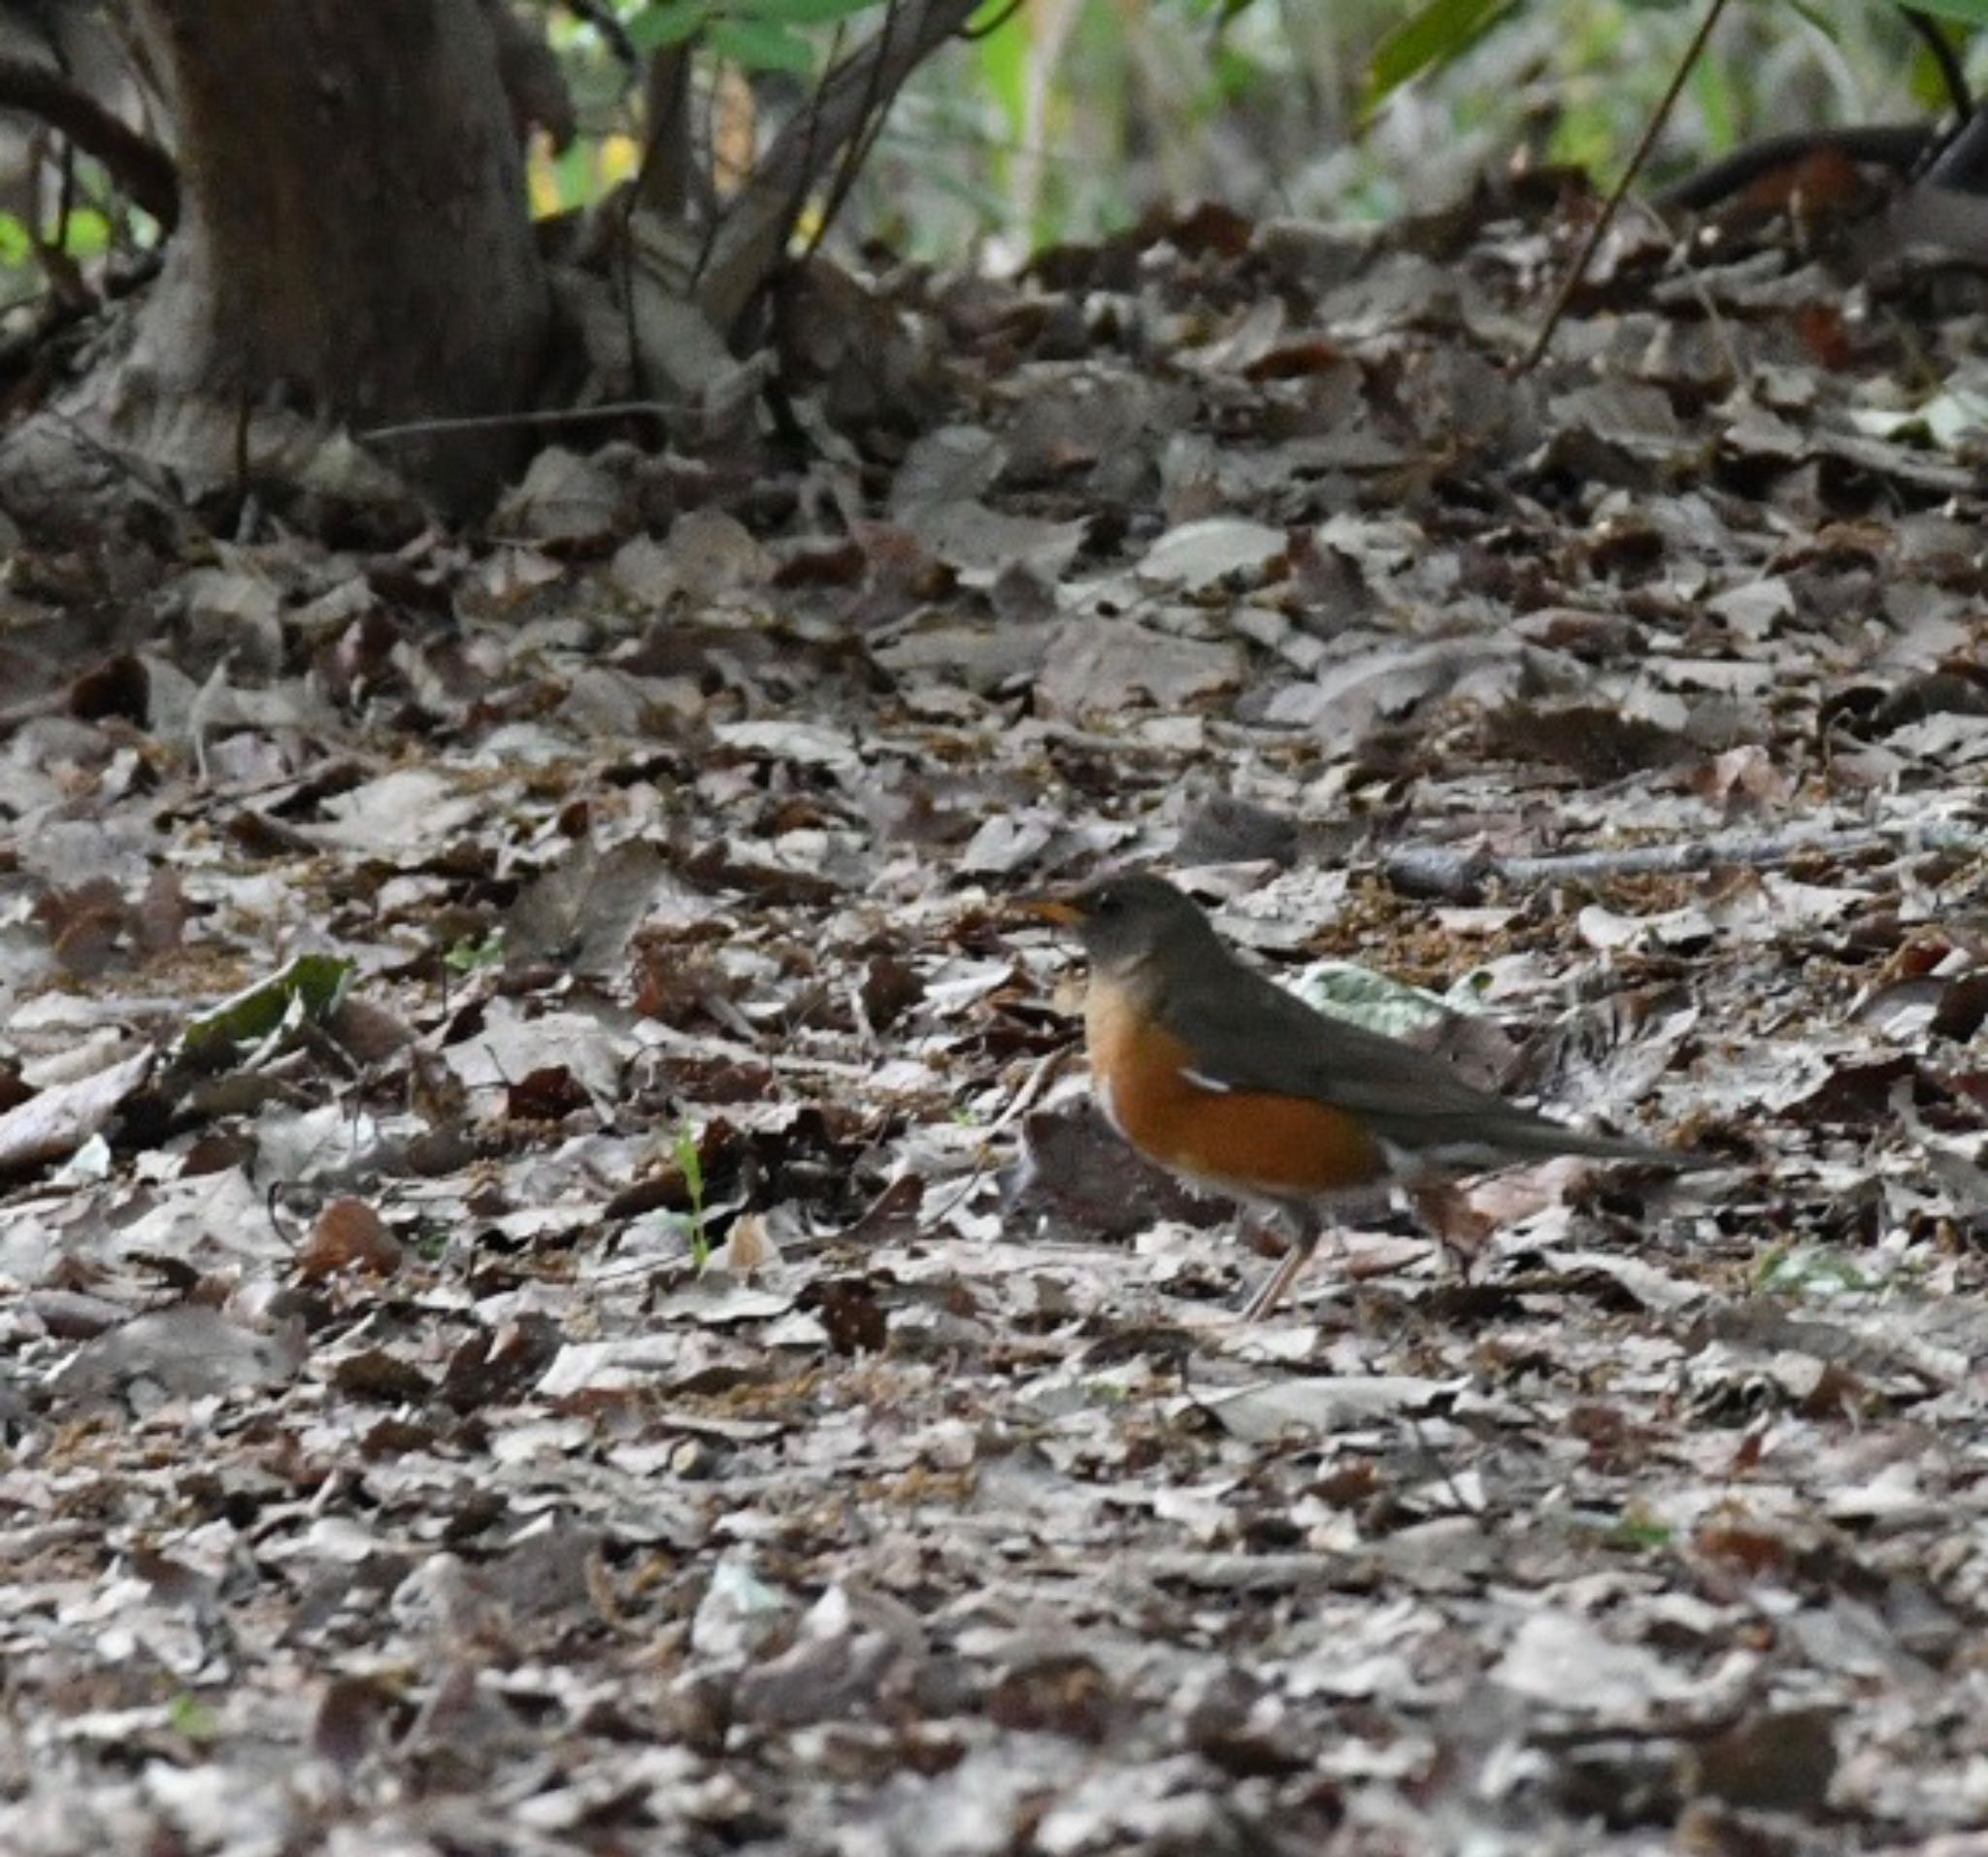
[17,0,550,517]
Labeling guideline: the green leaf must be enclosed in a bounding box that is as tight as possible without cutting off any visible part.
[1781,0,1839,39]
[1905,7,1971,107]
[167,1695,219,1741]
[445,930,506,974]
[627,0,712,50]
[1365,0,1516,113]
[1607,1516,1673,1551]
[673,1123,705,1213]
[755,0,883,24]
[1176,0,1263,19]
[1754,1244,1872,1296]
[668,1124,711,1264]
[973,0,1027,141]
[1688,45,1735,154]
[1209,40,1267,104]
[710,12,817,70]
[180,954,354,1061]
[1882,0,1988,25]
[59,207,112,257]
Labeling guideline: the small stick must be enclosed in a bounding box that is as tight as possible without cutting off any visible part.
[921,1044,1077,1232]
[1516,0,1732,375]
[1381,819,1981,900]
[358,399,681,443]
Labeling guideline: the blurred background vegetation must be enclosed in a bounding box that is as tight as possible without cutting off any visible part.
[535,0,1967,257]
[0,0,1976,315]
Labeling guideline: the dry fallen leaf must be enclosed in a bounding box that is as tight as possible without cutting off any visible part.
[297,1196,403,1278]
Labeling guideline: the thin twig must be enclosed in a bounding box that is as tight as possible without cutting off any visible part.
[1516,0,1731,374]
[358,399,679,443]
[920,1043,1077,1233]
[1380,819,1982,901]
[802,9,890,267]
[697,0,982,332]
[0,55,178,227]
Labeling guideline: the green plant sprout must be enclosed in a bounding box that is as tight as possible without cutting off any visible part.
[674,1122,711,1265]
[1754,1244,1874,1297]
[445,931,506,975]
[168,1693,219,1741]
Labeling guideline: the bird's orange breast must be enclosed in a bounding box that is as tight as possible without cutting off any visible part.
[1085,979,1386,1200]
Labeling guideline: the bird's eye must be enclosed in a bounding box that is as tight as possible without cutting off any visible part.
[1095,889,1120,915]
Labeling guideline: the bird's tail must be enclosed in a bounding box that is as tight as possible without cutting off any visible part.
[1501,1112,1712,1171]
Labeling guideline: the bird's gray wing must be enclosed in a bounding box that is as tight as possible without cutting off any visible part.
[1161,955,1680,1165]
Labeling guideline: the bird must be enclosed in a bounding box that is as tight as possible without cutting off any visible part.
[1031,872,1706,1321]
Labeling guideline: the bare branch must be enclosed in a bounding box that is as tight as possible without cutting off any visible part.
[697,0,984,333]
[0,55,179,228]
[1381,821,1981,901]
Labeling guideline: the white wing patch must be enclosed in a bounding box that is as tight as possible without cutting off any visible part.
[1095,1071,1124,1136]
[1180,1068,1233,1092]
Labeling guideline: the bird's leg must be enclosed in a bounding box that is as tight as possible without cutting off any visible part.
[1241,1210,1322,1322]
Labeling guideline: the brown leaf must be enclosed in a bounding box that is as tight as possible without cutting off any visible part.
[1690,1708,1839,1812]
[986,1653,1114,1741]
[313,1675,403,1773]
[69,651,149,724]
[298,1198,402,1278]
[507,1064,592,1123]
[330,1347,434,1402]
[802,1276,889,1355]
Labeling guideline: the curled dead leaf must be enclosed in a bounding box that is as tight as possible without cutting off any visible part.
[299,1197,403,1278]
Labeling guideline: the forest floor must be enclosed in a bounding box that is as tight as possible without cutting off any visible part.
[2,176,1987,1855]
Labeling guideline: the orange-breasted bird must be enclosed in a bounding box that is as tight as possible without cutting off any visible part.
[1033,873,1706,1320]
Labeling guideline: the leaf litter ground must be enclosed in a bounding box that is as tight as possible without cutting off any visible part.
[2,180,1987,1853]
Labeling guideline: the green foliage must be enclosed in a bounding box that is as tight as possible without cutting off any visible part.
[626,0,885,74]
[167,1695,220,1741]
[1753,1244,1876,1296]
[445,931,505,975]
[674,1122,712,1265]
[0,198,126,295]
[56,207,113,258]
[2,0,1979,301]
[1905,9,1971,107]
[1689,38,1738,152]
[537,0,1972,263]
[1367,0,1520,115]
[1890,0,1988,25]
[1605,1513,1673,1551]
[180,954,353,1062]
[971,0,1028,202]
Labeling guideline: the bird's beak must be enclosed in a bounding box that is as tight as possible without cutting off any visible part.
[1020,896,1085,927]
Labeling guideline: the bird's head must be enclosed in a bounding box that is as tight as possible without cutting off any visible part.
[1029,872,1219,975]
